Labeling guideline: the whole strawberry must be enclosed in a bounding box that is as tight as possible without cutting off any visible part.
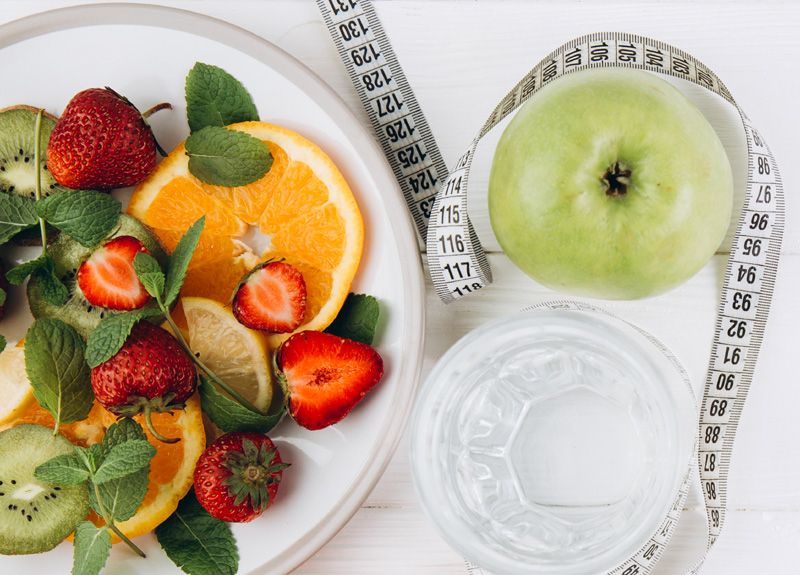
[277,331,384,430]
[91,321,196,443]
[194,432,288,522]
[48,87,171,189]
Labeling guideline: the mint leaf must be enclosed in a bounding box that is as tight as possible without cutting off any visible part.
[72,521,111,575]
[37,190,121,248]
[6,254,48,285]
[0,287,5,307]
[0,335,5,354]
[0,193,38,245]
[185,126,272,187]
[84,308,162,368]
[185,62,259,133]
[326,293,381,345]
[90,420,151,522]
[93,439,155,484]
[156,491,239,575]
[25,319,93,426]
[35,453,90,485]
[133,252,165,301]
[199,375,284,433]
[164,216,205,307]
[32,261,69,306]
[103,417,147,447]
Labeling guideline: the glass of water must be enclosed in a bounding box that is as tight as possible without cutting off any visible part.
[410,306,696,575]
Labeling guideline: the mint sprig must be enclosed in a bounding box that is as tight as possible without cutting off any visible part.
[326,293,381,345]
[35,418,156,566]
[185,126,272,187]
[84,307,163,368]
[185,62,259,133]
[6,254,68,306]
[36,189,121,248]
[24,319,94,431]
[155,491,239,575]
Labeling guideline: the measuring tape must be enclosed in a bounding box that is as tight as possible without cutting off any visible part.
[316,2,785,574]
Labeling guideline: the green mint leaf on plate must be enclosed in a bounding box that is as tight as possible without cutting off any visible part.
[0,193,38,245]
[25,319,94,427]
[185,62,259,133]
[199,375,284,433]
[155,490,239,575]
[90,420,151,522]
[133,252,165,301]
[0,334,5,354]
[0,286,5,307]
[85,308,162,368]
[34,453,91,485]
[185,126,272,187]
[326,293,380,345]
[72,521,111,575]
[93,439,156,484]
[164,216,205,307]
[36,189,121,248]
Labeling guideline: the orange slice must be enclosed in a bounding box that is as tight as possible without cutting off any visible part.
[128,121,364,345]
[0,344,205,542]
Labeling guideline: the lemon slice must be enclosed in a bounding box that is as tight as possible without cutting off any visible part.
[181,296,272,411]
[0,345,35,425]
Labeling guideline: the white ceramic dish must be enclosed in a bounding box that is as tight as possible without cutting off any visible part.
[0,3,425,574]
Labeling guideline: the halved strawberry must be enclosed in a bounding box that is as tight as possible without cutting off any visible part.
[276,331,384,430]
[77,235,151,311]
[232,261,306,333]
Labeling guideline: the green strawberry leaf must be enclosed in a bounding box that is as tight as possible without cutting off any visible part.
[326,293,381,345]
[185,62,259,133]
[34,453,91,485]
[72,521,111,575]
[36,189,121,248]
[164,216,205,307]
[133,252,165,301]
[25,319,94,427]
[199,375,285,433]
[185,126,272,187]
[0,193,38,245]
[84,308,163,368]
[93,439,156,484]
[155,490,239,575]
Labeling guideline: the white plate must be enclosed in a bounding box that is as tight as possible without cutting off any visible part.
[0,4,425,574]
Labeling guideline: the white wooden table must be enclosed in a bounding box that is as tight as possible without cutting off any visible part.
[2,1,798,573]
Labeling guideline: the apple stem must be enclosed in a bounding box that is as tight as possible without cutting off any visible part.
[603,161,632,197]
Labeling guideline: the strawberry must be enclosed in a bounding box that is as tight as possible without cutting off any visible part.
[91,321,197,443]
[77,235,151,311]
[276,331,384,430]
[194,432,288,522]
[232,261,306,333]
[47,87,171,189]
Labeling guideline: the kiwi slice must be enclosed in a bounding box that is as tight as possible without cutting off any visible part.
[0,106,59,199]
[0,424,89,555]
[28,214,168,338]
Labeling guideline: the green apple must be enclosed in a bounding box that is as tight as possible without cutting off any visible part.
[488,68,733,299]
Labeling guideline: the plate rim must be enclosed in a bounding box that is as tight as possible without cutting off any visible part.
[0,3,426,574]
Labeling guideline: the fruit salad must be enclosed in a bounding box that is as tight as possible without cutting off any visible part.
[0,62,384,574]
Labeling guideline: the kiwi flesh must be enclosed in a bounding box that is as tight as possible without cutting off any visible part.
[0,424,89,555]
[28,214,168,339]
[0,106,59,200]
